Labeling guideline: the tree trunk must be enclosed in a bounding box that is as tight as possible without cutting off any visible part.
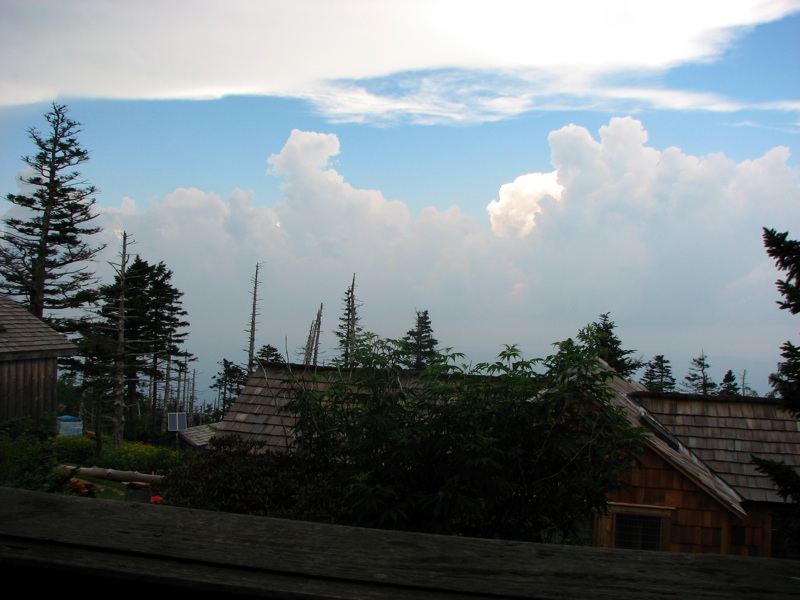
[111,232,130,449]
[247,263,261,373]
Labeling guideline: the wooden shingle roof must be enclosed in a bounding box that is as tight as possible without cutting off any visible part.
[178,422,220,448]
[606,375,746,518]
[631,392,800,504]
[0,295,77,360]
[216,363,331,451]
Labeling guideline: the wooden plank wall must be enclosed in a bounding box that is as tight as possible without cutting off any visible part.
[0,357,59,421]
[606,447,760,555]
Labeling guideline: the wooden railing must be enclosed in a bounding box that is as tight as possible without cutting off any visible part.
[1,487,798,599]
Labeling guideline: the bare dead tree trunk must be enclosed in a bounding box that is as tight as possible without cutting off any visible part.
[189,368,196,425]
[313,303,323,366]
[304,303,323,366]
[164,335,173,411]
[149,356,158,435]
[175,358,183,411]
[111,232,133,449]
[246,263,262,373]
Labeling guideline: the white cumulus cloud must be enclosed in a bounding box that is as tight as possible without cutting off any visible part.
[487,172,563,237]
[9,116,795,400]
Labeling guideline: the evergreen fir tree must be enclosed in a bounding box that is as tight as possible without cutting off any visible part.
[577,312,643,378]
[682,351,718,395]
[400,309,439,370]
[0,103,105,328]
[210,358,248,419]
[112,256,190,435]
[763,228,800,415]
[256,344,285,364]
[752,227,800,554]
[640,355,676,392]
[718,370,740,396]
[69,252,192,442]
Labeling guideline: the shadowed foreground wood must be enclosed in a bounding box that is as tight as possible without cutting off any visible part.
[0,488,798,599]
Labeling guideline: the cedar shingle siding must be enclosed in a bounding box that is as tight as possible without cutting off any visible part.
[631,393,800,504]
[0,295,77,421]
[630,392,800,558]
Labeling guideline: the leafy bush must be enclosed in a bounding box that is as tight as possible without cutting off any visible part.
[284,336,649,542]
[160,331,648,544]
[0,418,70,493]
[164,333,648,544]
[55,435,96,465]
[160,435,317,517]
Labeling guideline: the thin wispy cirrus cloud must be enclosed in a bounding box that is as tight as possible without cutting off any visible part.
[2,0,798,119]
[1,0,799,400]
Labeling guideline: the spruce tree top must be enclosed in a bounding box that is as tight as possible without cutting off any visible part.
[0,102,104,322]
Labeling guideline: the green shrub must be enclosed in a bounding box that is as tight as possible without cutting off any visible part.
[161,435,314,518]
[103,441,182,474]
[0,418,70,493]
[55,436,182,474]
[55,435,96,465]
[283,335,649,541]
[163,335,649,543]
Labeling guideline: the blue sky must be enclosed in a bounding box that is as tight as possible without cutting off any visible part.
[1,1,799,401]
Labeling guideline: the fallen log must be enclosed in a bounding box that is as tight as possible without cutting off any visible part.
[59,465,163,484]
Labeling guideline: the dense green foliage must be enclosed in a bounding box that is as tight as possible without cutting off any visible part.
[578,313,642,378]
[64,253,194,444]
[162,333,648,543]
[0,419,70,493]
[105,256,190,396]
[161,435,311,517]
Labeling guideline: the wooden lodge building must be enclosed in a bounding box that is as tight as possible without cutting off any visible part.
[632,391,800,558]
[217,362,800,559]
[0,295,77,421]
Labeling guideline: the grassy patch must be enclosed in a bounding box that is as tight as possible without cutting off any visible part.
[78,476,127,501]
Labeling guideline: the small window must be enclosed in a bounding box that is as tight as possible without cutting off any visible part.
[168,412,187,431]
[615,513,662,551]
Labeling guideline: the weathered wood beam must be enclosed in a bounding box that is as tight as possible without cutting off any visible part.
[1,487,798,599]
